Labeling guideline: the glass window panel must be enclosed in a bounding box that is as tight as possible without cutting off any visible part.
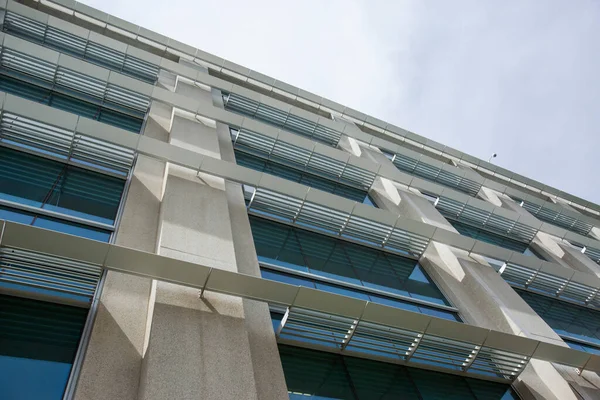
[466,378,520,400]
[405,265,451,306]
[314,282,370,301]
[270,312,284,333]
[368,294,420,313]
[0,294,88,400]
[408,368,475,399]
[0,206,111,242]
[278,230,308,271]
[344,356,420,400]
[518,289,600,346]
[418,306,462,322]
[523,247,548,261]
[279,345,355,400]
[278,345,517,400]
[563,339,600,355]
[0,147,124,225]
[449,220,530,254]
[235,150,369,204]
[0,74,144,133]
[251,217,290,261]
[251,217,458,319]
[361,195,378,208]
[261,270,315,289]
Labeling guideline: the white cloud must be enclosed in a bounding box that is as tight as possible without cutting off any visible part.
[83,0,600,203]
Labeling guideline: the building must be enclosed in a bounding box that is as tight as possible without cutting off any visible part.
[1,0,600,399]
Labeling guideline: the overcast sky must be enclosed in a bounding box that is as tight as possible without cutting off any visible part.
[82,0,600,204]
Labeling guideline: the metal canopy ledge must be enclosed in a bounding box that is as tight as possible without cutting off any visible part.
[20,0,600,217]
[0,219,598,382]
[2,91,600,279]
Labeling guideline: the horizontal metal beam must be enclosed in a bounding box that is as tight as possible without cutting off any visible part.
[0,218,599,379]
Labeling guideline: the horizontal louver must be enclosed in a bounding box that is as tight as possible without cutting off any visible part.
[0,247,102,302]
[234,128,375,190]
[0,110,135,176]
[393,154,482,196]
[437,197,537,243]
[0,46,151,115]
[3,11,159,83]
[247,187,430,257]
[224,93,341,146]
[498,262,600,309]
[522,201,594,236]
[277,307,530,380]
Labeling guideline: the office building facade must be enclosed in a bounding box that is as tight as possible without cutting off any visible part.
[1,1,600,399]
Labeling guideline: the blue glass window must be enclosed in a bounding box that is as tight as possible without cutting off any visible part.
[0,74,144,132]
[0,294,88,400]
[278,344,519,399]
[262,269,459,321]
[523,246,549,261]
[235,150,374,206]
[251,216,456,314]
[517,289,600,349]
[1,147,125,225]
[0,206,111,242]
[448,219,535,255]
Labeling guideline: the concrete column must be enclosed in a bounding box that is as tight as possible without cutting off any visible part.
[135,82,287,400]
[558,242,600,277]
[74,101,170,400]
[381,186,591,399]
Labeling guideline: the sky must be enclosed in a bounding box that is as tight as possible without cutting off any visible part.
[82,0,600,204]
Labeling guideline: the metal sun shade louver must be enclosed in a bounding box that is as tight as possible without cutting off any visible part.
[0,44,151,117]
[0,246,102,303]
[521,201,594,237]
[225,93,341,146]
[277,307,531,381]
[0,111,135,176]
[2,11,159,83]
[498,262,600,308]
[246,187,431,258]
[233,128,376,190]
[436,196,537,243]
[393,153,482,197]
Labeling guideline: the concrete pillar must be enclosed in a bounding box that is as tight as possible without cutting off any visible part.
[135,82,287,400]
[380,184,589,399]
[74,101,170,400]
[558,242,600,277]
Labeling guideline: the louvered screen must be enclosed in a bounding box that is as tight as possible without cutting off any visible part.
[277,308,530,381]
[0,46,151,116]
[393,154,482,196]
[0,247,102,303]
[522,201,594,236]
[0,110,135,176]
[234,128,375,190]
[224,93,341,146]
[437,197,537,244]
[247,187,431,257]
[3,11,159,83]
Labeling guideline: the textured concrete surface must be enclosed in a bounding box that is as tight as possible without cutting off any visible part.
[73,102,169,400]
[135,82,287,399]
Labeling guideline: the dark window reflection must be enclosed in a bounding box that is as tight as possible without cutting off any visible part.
[278,344,520,399]
[0,295,88,400]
